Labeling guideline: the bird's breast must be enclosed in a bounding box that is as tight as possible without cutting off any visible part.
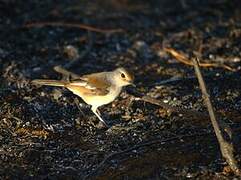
[83,86,122,107]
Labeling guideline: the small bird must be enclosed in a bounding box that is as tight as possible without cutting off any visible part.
[32,67,134,126]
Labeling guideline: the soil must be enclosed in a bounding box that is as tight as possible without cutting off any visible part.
[0,0,241,179]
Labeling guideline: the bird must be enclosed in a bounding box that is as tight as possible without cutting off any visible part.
[32,67,134,126]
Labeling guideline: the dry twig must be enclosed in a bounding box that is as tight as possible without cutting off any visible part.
[192,57,240,175]
[127,87,208,119]
[140,95,206,118]
[23,22,124,34]
[164,47,236,72]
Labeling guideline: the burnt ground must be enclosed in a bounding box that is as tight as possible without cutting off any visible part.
[0,0,241,179]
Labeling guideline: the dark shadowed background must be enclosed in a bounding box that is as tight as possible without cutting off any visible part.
[0,0,241,179]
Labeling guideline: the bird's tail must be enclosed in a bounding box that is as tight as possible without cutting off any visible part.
[32,79,66,87]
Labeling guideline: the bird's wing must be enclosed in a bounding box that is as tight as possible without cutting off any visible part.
[67,73,110,96]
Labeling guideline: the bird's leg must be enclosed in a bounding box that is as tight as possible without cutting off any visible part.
[96,108,101,116]
[91,107,109,127]
[74,98,87,116]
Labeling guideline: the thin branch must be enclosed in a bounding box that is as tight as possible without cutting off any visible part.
[164,47,236,72]
[127,87,208,119]
[23,22,124,34]
[141,95,206,118]
[192,57,240,175]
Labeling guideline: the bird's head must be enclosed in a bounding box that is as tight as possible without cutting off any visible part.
[112,67,135,87]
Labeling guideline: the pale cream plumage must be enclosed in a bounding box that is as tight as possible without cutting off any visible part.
[32,67,134,126]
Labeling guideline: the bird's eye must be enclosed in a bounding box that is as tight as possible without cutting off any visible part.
[121,73,126,78]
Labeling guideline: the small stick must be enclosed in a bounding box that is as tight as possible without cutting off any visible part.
[127,87,208,119]
[23,22,124,34]
[164,47,236,72]
[140,95,206,118]
[192,57,240,175]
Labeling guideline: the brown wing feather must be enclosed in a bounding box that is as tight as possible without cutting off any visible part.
[67,72,110,96]
[82,73,110,87]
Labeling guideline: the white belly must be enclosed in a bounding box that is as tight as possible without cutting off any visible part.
[80,87,122,108]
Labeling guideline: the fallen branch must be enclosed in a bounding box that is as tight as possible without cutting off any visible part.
[192,57,240,175]
[23,22,124,34]
[164,47,236,72]
[126,87,208,120]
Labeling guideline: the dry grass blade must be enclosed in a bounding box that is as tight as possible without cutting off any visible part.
[164,47,236,72]
[23,22,124,34]
[16,127,49,139]
[192,57,240,176]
